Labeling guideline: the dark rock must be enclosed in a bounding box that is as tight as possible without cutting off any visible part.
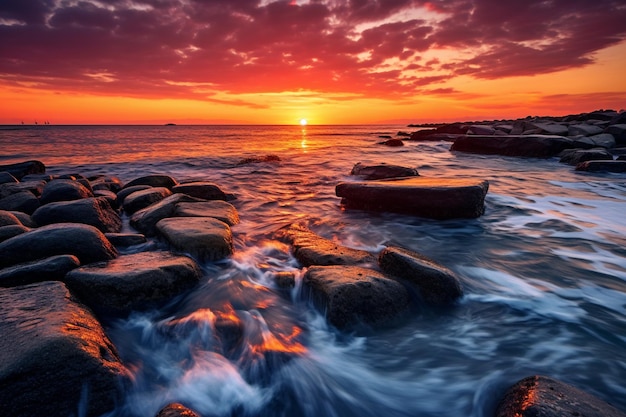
[0,224,29,243]
[496,375,626,417]
[236,154,281,165]
[130,193,205,236]
[272,271,296,289]
[0,281,129,417]
[116,184,152,206]
[156,217,234,261]
[568,124,603,136]
[303,265,410,330]
[582,110,619,122]
[105,232,148,247]
[409,128,437,140]
[0,160,45,180]
[436,122,469,134]
[397,131,411,137]
[64,251,201,316]
[0,172,18,184]
[605,124,626,144]
[274,223,376,267]
[573,133,616,149]
[524,122,569,136]
[0,210,22,226]
[123,187,173,214]
[39,179,93,205]
[450,135,574,158]
[9,211,36,227]
[0,254,80,287]
[21,173,54,182]
[0,223,117,268]
[0,180,45,198]
[123,174,178,190]
[94,189,119,209]
[414,132,464,142]
[32,197,122,233]
[559,148,613,165]
[350,162,419,180]
[172,182,235,201]
[90,175,123,193]
[336,177,489,219]
[618,155,626,161]
[378,138,404,146]
[0,190,41,214]
[378,246,463,305]
[575,160,626,173]
[467,125,496,135]
[156,403,201,417]
[174,200,240,226]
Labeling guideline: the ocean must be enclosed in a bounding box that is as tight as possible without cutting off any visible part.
[2,124,626,417]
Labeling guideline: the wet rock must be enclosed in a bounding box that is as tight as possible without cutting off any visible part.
[350,162,419,180]
[123,174,178,190]
[105,232,148,247]
[0,190,40,214]
[156,403,201,417]
[0,180,45,198]
[116,184,152,206]
[467,125,496,135]
[89,175,123,193]
[0,254,80,287]
[0,210,22,227]
[450,135,574,158]
[378,138,404,146]
[0,281,129,417]
[172,181,235,201]
[0,223,117,268]
[274,223,376,267]
[9,211,36,227]
[378,246,463,305]
[568,124,604,136]
[123,186,173,214]
[174,200,240,226]
[0,160,45,180]
[0,224,29,243]
[32,197,122,233]
[303,265,410,330]
[605,124,626,144]
[413,132,464,142]
[558,148,613,165]
[39,178,93,205]
[575,160,626,173]
[156,217,234,261]
[64,251,201,316]
[94,189,119,209]
[0,172,18,184]
[236,154,281,165]
[21,173,54,182]
[573,133,616,149]
[524,122,569,136]
[496,375,626,417]
[272,271,296,289]
[336,177,489,219]
[130,193,205,236]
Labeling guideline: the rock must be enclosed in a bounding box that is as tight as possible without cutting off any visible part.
[496,375,626,417]
[0,180,45,198]
[412,132,464,142]
[236,154,281,165]
[525,122,569,136]
[573,133,616,149]
[378,246,463,305]
[0,254,80,287]
[303,265,410,330]
[105,232,148,247]
[409,128,437,140]
[0,210,22,227]
[116,184,152,206]
[272,271,296,289]
[568,124,603,136]
[378,138,404,146]
[605,124,626,144]
[156,217,234,261]
[172,181,235,201]
[558,148,613,165]
[39,179,93,205]
[9,211,36,227]
[467,125,496,135]
[0,223,117,268]
[336,177,489,219]
[0,281,128,417]
[0,172,18,184]
[156,403,201,417]
[0,190,40,214]
[0,160,45,180]
[397,131,411,137]
[174,200,240,226]
[89,175,123,193]
[450,135,574,158]
[94,189,119,209]
[32,197,122,233]
[21,173,53,182]
[274,223,376,267]
[0,224,29,243]
[575,160,626,173]
[64,251,201,316]
[123,174,178,190]
[350,162,419,180]
[130,193,205,236]
[436,122,470,134]
[123,187,173,214]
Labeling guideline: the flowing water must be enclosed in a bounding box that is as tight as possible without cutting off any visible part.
[2,125,626,417]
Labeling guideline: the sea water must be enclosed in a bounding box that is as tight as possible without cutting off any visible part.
[1,125,625,417]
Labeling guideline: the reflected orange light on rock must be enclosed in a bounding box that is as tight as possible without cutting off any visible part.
[252,325,307,355]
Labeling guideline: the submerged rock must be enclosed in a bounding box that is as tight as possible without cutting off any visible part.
[172,182,235,201]
[451,135,574,158]
[123,186,173,214]
[39,179,93,205]
[123,174,178,190]
[378,138,404,146]
[236,154,281,165]
[336,177,489,219]
[32,197,122,233]
[0,254,80,287]
[156,217,234,261]
[174,200,240,226]
[575,160,626,173]
[350,162,419,180]
[156,403,201,417]
[0,281,129,417]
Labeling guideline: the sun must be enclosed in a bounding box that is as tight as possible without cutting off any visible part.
[299,118,307,126]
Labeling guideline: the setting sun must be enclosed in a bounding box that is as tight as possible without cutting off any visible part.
[299,119,308,126]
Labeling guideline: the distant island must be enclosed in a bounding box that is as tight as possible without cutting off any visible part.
[164,123,176,126]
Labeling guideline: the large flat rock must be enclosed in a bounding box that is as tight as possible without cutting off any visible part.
[450,135,574,157]
[174,200,240,226]
[0,281,128,417]
[32,197,122,233]
[130,193,205,236]
[336,177,489,219]
[156,217,234,261]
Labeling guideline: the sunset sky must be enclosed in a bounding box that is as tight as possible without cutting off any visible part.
[1,0,625,125]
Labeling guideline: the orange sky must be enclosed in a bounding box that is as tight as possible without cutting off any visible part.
[1,0,625,125]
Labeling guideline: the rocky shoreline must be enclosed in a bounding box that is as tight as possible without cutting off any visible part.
[1,109,625,417]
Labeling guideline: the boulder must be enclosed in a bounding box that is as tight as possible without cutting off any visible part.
[378,246,463,305]
[568,124,603,136]
[436,122,470,134]
[39,179,93,205]
[573,133,616,149]
[123,187,173,214]
[0,255,80,287]
[236,154,281,165]
[274,223,376,267]
[0,223,117,268]
[303,265,410,330]
[0,172,18,184]
[130,193,205,236]
[0,180,45,198]
[32,197,122,233]
[496,375,626,417]
[605,124,626,144]
[94,189,119,209]
[89,175,123,193]
[272,271,296,289]
[378,138,404,146]
[0,281,128,417]
[575,160,626,173]
[350,162,419,180]
[156,403,201,417]
[0,224,29,243]
[467,125,496,135]
[104,232,148,247]
[450,135,574,158]
[20,173,53,182]
[9,211,36,227]
[64,251,201,316]
[0,190,41,214]
[336,177,489,219]
[0,210,22,227]
[558,148,613,165]
[123,174,178,190]
[116,184,152,206]
[174,200,240,226]
[0,160,45,180]
[525,122,569,136]
[156,217,234,261]
[172,182,235,201]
